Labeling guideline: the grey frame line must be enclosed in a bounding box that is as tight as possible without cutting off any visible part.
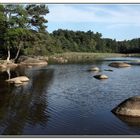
[0,2,140,138]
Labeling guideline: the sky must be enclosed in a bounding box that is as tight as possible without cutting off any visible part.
[46,4,140,41]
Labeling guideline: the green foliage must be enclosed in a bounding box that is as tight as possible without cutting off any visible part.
[50,29,140,54]
[0,4,140,59]
[0,5,5,40]
[51,29,118,53]
[0,4,49,60]
[25,4,49,32]
[118,38,140,53]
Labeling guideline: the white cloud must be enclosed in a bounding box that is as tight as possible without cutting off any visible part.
[47,4,96,22]
[47,4,140,25]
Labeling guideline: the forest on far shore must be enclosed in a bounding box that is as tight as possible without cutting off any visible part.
[0,4,140,61]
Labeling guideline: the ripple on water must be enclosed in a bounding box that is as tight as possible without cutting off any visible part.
[0,58,140,134]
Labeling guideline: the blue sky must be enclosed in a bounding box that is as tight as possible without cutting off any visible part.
[46,4,140,41]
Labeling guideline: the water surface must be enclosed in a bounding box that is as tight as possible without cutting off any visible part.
[0,57,140,135]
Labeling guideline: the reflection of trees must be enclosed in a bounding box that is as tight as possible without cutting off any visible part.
[28,69,54,126]
[0,68,54,134]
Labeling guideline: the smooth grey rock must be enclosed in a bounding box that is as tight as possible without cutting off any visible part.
[109,62,131,68]
[112,96,140,117]
[88,67,100,71]
[6,76,29,85]
[94,74,108,80]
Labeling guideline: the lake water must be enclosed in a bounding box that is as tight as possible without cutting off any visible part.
[0,57,140,135]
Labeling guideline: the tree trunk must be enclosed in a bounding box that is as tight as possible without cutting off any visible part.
[6,46,10,63]
[14,42,22,62]
[7,68,11,80]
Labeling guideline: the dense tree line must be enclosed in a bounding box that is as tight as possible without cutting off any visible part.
[51,29,118,53]
[50,29,140,54]
[1,4,140,62]
[18,29,140,55]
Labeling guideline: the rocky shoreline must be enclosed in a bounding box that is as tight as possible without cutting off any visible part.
[0,56,48,72]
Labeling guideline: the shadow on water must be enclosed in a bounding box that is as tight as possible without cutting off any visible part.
[0,67,54,135]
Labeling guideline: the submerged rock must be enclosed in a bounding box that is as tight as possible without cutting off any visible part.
[128,60,140,66]
[6,76,29,85]
[94,74,108,80]
[104,69,113,72]
[132,60,140,63]
[112,96,140,117]
[109,62,131,68]
[88,67,100,71]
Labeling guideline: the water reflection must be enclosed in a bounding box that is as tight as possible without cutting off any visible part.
[115,115,140,127]
[0,57,140,135]
[0,67,54,135]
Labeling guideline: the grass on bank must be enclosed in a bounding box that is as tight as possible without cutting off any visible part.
[1,52,140,64]
[48,52,127,64]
